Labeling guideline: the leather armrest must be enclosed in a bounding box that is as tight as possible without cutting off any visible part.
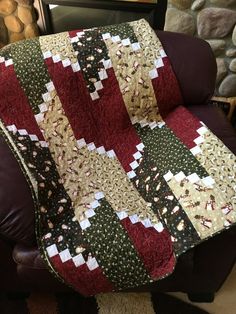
[156,30,217,107]
[0,136,36,245]
[13,244,46,270]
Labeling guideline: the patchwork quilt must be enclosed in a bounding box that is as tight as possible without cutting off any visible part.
[0,19,235,296]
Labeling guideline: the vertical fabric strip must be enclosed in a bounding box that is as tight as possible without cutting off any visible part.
[10,38,51,114]
[130,19,183,117]
[84,199,152,290]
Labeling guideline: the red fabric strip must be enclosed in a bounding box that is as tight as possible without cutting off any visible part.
[164,105,202,149]
[50,255,114,296]
[152,58,183,118]
[120,217,175,279]
[90,68,142,172]
[0,64,44,140]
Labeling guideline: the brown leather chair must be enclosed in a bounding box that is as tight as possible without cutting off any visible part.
[1,30,235,302]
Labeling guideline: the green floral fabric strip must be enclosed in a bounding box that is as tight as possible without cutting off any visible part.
[11,38,50,114]
[84,198,151,290]
[136,125,209,178]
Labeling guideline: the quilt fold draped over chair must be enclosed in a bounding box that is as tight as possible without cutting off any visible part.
[0,19,235,300]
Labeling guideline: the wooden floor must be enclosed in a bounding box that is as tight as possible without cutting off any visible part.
[170,264,236,314]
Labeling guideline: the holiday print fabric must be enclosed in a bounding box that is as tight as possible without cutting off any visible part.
[0,19,235,296]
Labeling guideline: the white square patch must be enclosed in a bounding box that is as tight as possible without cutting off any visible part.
[131,116,138,125]
[149,122,158,130]
[85,209,96,218]
[39,103,48,113]
[59,248,72,263]
[202,176,215,187]
[46,244,58,258]
[45,81,55,92]
[149,69,158,79]
[157,121,166,128]
[141,218,152,228]
[42,92,52,103]
[52,54,61,63]
[72,62,80,72]
[174,171,186,182]
[77,31,85,38]
[90,91,99,101]
[79,219,91,230]
[103,59,112,69]
[121,38,131,46]
[29,134,38,141]
[73,254,85,267]
[140,119,149,128]
[197,126,208,136]
[194,136,205,145]
[95,191,104,200]
[18,129,28,136]
[98,69,108,81]
[136,143,145,151]
[77,138,86,148]
[94,81,103,91]
[43,51,52,59]
[111,35,121,43]
[39,141,49,147]
[160,49,167,58]
[90,200,100,209]
[187,173,200,183]
[129,214,139,224]
[116,211,128,220]
[86,257,99,271]
[163,171,174,182]
[102,33,111,40]
[62,58,71,67]
[107,150,116,158]
[97,146,106,154]
[87,142,96,151]
[190,146,202,156]
[131,42,141,51]
[127,170,136,179]
[5,59,13,67]
[154,222,164,232]
[133,151,142,160]
[35,113,44,124]
[154,58,164,68]
[130,160,139,170]
[7,124,17,133]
